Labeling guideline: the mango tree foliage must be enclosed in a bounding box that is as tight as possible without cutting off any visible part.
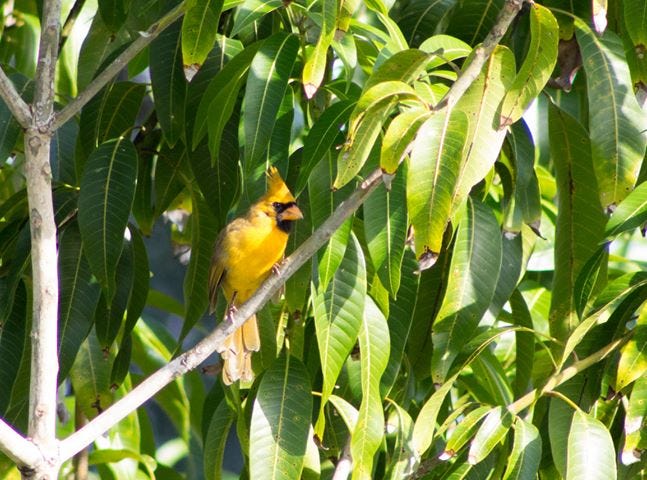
[1,0,647,478]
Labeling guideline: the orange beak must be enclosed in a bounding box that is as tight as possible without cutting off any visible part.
[278,204,303,222]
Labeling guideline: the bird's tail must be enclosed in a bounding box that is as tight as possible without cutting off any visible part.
[218,314,260,385]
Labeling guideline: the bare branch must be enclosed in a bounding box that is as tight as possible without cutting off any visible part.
[435,0,526,111]
[25,0,62,457]
[0,67,31,127]
[0,420,41,468]
[58,168,385,461]
[51,2,186,131]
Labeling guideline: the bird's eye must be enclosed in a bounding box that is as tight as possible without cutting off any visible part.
[272,202,281,209]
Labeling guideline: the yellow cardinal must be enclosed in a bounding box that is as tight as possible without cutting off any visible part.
[208,166,303,384]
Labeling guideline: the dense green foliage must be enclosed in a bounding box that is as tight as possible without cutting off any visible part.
[0,0,646,478]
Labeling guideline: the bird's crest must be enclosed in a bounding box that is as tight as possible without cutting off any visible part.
[265,166,295,203]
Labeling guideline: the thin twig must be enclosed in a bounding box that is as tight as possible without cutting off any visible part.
[52,1,186,131]
[57,169,385,461]
[25,0,62,461]
[0,420,41,468]
[0,67,31,127]
[435,0,526,111]
[509,336,629,415]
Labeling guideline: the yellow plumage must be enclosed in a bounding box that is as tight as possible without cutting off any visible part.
[209,167,302,384]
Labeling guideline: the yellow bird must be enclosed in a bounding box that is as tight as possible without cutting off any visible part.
[208,166,303,384]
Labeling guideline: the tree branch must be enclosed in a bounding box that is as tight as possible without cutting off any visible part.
[435,0,525,111]
[331,438,353,480]
[51,1,186,131]
[57,168,385,461]
[0,67,31,128]
[25,0,62,460]
[0,420,41,468]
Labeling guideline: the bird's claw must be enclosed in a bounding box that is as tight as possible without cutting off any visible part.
[225,304,238,323]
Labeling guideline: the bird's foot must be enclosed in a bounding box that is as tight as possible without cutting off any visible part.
[271,262,282,276]
[225,304,238,323]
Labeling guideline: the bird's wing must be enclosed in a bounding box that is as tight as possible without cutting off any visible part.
[208,229,228,313]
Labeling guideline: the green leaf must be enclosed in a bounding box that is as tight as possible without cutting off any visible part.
[573,245,608,319]
[605,181,647,238]
[350,297,390,480]
[502,418,541,480]
[192,41,261,150]
[561,272,647,367]
[468,406,514,465]
[95,238,132,347]
[298,100,356,195]
[385,403,415,480]
[154,145,187,218]
[314,233,366,438]
[364,168,407,297]
[204,399,236,480]
[566,410,617,480]
[333,98,394,189]
[443,405,491,458]
[244,32,299,168]
[407,108,467,259]
[302,0,337,98]
[78,138,138,302]
[451,45,515,217]
[77,81,146,173]
[431,199,502,383]
[382,250,436,393]
[575,20,647,209]
[0,281,27,414]
[58,222,102,381]
[419,35,471,69]
[69,331,114,419]
[250,354,312,480]
[52,118,79,185]
[231,0,282,36]
[150,21,187,147]
[98,0,129,32]
[180,189,220,340]
[380,108,431,174]
[411,376,454,458]
[349,81,425,134]
[616,302,647,390]
[507,120,542,230]
[548,103,606,342]
[122,224,149,338]
[364,48,431,90]
[499,4,558,127]
[509,290,534,397]
[623,0,647,47]
[446,0,503,45]
[622,374,647,465]
[394,0,456,47]
[182,0,224,75]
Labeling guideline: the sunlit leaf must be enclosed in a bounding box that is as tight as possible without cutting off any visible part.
[182,0,224,77]
[468,406,514,465]
[575,20,647,209]
[250,354,312,480]
[314,233,366,438]
[350,297,389,479]
[407,108,467,261]
[502,418,541,480]
[616,301,647,390]
[566,410,617,480]
[499,4,558,127]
